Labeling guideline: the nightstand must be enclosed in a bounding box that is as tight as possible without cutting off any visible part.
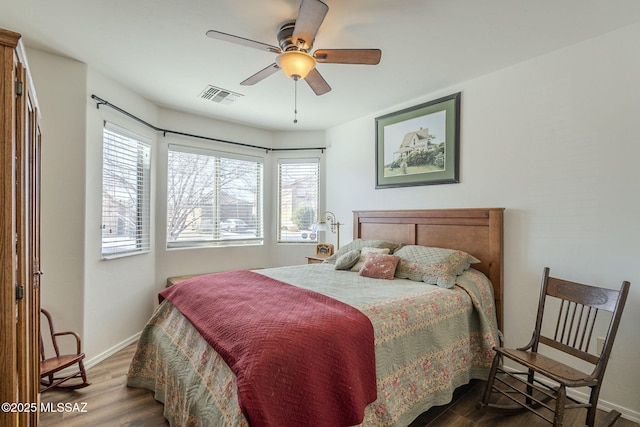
[305,255,329,264]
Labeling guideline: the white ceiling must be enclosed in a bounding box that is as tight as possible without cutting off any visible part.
[2,0,640,131]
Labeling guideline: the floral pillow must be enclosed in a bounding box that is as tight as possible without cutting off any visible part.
[334,249,361,270]
[394,245,480,288]
[350,247,391,272]
[324,239,401,264]
[358,252,400,280]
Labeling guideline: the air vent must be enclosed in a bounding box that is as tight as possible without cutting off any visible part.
[199,85,243,105]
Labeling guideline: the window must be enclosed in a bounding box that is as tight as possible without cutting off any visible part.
[167,145,263,248]
[277,158,320,243]
[101,122,151,258]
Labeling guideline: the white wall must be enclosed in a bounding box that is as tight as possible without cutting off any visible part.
[83,69,160,358]
[325,23,640,418]
[27,49,87,340]
[29,48,162,360]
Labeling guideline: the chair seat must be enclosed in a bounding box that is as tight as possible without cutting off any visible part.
[40,353,85,376]
[496,347,597,387]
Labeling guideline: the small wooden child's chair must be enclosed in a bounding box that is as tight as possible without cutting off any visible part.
[40,308,90,392]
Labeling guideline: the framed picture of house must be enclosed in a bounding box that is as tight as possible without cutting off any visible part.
[375,92,460,188]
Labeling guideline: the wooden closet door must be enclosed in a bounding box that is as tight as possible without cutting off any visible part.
[0,31,20,427]
[15,61,41,426]
[0,28,41,427]
[15,59,32,427]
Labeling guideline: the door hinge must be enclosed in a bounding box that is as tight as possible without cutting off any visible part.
[15,80,24,97]
[16,285,24,300]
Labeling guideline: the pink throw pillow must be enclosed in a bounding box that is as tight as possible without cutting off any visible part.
[358,252,400,280]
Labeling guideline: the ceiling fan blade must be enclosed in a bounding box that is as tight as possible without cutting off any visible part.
[292,0,329,51]
[304,68,331,95]
[240,63,280,86]
[313,49,382,65]
[206,30,281,53]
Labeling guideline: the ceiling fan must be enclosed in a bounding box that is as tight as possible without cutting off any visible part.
[206,0,382,96]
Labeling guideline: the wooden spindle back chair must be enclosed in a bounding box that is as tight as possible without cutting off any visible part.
[478,267,630,427]
[40,308,90,392]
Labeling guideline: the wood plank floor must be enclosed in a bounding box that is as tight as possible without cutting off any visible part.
[40,343,168,427]
[41,343,638,427]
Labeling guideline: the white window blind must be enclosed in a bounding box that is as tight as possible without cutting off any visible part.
[167,144,263,248]
[277,158,320,243]
[101,122,151,258]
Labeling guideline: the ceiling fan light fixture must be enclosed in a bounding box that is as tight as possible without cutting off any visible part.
[276,50,316,80]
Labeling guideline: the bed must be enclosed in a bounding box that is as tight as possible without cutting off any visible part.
[127,208,504,427]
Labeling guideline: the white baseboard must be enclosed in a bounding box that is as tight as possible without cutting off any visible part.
[84,332,141,370]
[566,392,639,424]
[500,366,640,423]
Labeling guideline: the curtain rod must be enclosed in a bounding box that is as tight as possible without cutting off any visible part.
[91,94,326,153]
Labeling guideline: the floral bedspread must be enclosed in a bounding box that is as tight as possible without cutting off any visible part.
[127,265,500,427]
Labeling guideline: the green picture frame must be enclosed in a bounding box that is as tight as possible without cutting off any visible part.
[375,92,460,188]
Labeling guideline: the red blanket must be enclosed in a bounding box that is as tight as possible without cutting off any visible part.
[159,270,377,427]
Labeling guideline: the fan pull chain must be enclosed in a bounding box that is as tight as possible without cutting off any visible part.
[293,78,298,124]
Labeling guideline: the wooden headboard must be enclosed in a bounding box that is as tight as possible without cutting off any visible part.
[353,208,504,330]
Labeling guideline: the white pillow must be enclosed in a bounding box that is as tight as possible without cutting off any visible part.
[350,247,390,272]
